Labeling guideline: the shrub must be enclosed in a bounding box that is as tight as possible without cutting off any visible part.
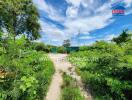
[57,46,66,53]
[69,41,132,100]
[61,73,84,100]
[0,34,55,100]
[33,42,50,53]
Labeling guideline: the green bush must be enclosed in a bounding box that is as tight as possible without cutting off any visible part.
[69,41,132,100]
[32,42,50,53]
[57,46,66,53]
[0,34,55,100]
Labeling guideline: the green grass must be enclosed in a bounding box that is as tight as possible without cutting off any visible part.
[61,73,85,100]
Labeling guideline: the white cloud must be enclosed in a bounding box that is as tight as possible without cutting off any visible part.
[33,0,132,45]
[33,0,49,13]
[34,0,113,37]
[65,0,82,18]
[62,0,113,38]
[33,0,65,22]
[64,12,113,36]
[79,36,93,39]
[66,6,79,18]
[65,0,99,18]
[124,0,132,7]
[104,34,117,41]
[81,0,94,7]
[39,20,66,41]
[65,0,82,7]
[96,3,111,13]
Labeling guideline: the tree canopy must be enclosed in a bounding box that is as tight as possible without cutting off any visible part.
[0,0,40,40]
[112,30,131,44]
[63,39,71,47]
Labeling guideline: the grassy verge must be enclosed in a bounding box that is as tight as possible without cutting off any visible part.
[61,73,84,100]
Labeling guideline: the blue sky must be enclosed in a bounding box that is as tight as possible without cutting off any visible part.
[33,0,132,46]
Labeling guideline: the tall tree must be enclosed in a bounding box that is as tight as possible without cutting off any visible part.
[112,30,131,44]
[0,0,40,41]
[63,39,71,47]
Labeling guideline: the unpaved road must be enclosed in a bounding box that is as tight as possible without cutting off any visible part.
[45,54,92,100]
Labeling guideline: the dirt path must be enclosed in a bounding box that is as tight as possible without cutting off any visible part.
[45,54,92,100]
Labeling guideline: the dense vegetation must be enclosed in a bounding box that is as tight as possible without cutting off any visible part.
[33,43,67,53]
[0,1,55,100]
[61,73,84,100]
[1,0,132,100]
[69,31,132,100]
[0,34,54,100]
